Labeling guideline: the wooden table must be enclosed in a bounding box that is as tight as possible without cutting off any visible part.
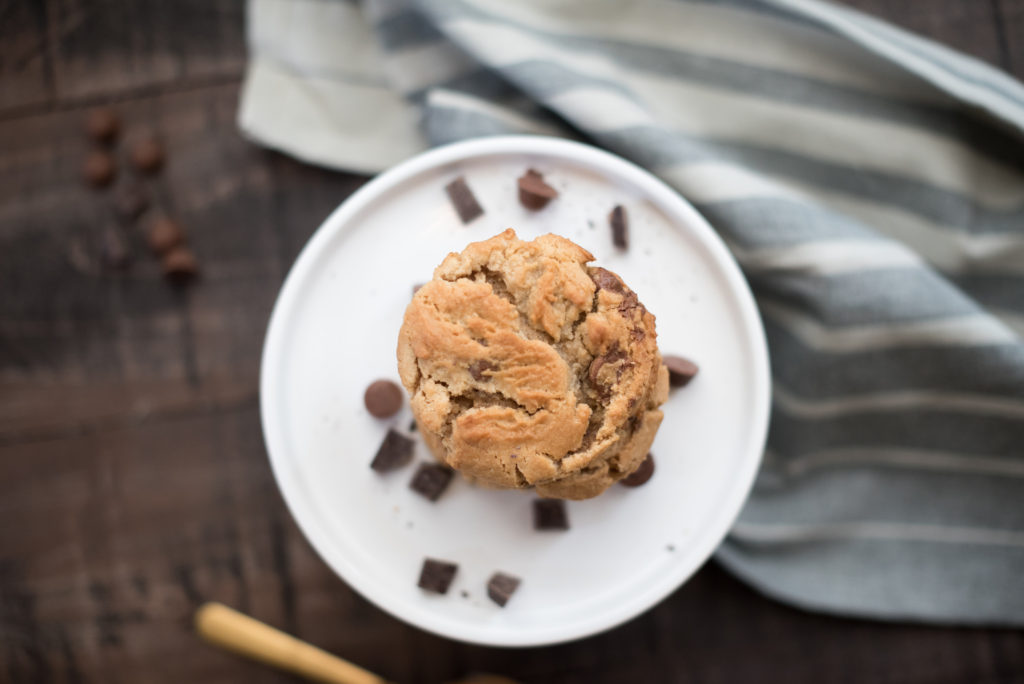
[2,2,1022,682]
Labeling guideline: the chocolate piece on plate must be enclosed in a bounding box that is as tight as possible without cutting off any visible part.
[364,379,403,418]
[445,176,484,223]
[609,205,628,249]
[517,169,558,210]
[409,463,454,501]
[371,429,415,472]
[532,499,569,531]
[418,558,458,594]
[663,355,699,387]
[486,572,521,607]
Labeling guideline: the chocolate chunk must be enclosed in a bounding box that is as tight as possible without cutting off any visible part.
[99,226,131,271]
[86,108,120,144]
[83,151,116,188]
[609,205,628,249]
[664,355,699,388]
[409,419,418,432]
[468,360,496,381]
[131,135,165,174]
[161,246,199,284]
[445,176,484,223]
[371,429,415,472]
[590,267,624,293]
[618,291,640,315]
[620,453,655,488]
[517,169,558,210]
[364,379,403,418]
[588,356,607,387]
[486,572,521,607]
[148,216,185,255]
[532,499,569,531]
[113,182,149,221]
[418,558,458,594]
[409,463,454,501]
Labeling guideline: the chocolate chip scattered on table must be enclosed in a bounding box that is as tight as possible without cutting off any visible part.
[364,379,403,418]
[663,355,699,387]
[370,429,415,472]
[517,169,558,210]
[418,558,458,594]
[409,463,454,501]
[620,453,655,488]
[532,499,569,531]
[487,572,521,607]
[130,135,165,174]
[85,107,120,145]
[161,246,199,283]
[609,204,628,249]
[147,216,186,255]
[82,151,116,188]
[444,176,484,223]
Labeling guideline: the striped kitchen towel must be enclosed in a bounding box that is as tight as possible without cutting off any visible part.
[239,0,1024,625]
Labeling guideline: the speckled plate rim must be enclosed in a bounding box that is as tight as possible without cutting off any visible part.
[260,136,771,647]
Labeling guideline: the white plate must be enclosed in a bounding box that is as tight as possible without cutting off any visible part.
[260,136,770,647]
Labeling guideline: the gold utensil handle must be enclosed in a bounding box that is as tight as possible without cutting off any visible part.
[195,602,391,684]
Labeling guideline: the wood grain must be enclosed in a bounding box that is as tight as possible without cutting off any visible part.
[1,1,1023,683]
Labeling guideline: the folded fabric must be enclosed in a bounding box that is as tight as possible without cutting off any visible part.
[240,0,1024,626]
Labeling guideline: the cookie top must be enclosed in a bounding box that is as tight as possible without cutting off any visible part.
[397,229,665,498]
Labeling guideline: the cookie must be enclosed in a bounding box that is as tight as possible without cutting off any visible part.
[396,229,668,500]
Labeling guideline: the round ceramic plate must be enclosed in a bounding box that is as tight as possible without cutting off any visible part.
[260,136,770,647]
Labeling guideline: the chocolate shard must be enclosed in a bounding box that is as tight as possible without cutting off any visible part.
[517,169,558,210]
[418,558,458,594]
[445,176,484,223]
[609,205,628,249]
[620,453,655,488]
[486,572,521,607]
[409,463,454,501]
[532,499,569,531]
[370,429,415,472]
[664,355,699,388]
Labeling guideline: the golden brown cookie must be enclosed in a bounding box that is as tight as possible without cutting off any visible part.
[397,229,668,500]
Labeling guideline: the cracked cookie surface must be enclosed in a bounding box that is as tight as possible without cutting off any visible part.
[397,229,668,500]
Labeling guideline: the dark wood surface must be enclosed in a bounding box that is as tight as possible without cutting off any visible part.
[1,2,1023,682]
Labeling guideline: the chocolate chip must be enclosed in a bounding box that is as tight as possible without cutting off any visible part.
[590,267,624,293]
[532,499,569,531]
[112,182,149,222]
[609,205,628,249]
[409,419,418,432]
[445,176,484,223]
[418,558,458,594]
[85,108,120,144]
[364,379,403,418]
[82,151,116,188]
[618,291,640,315]
[517,169,558,210]
[468,360,496,381]
[371,429,415,472]
[409,463,454,501]
[620,453,655,487]
[147,216,185,255]
[487,572,521,607]
[130,135,165,174]
[588,356,607,387]
[161,246,199,284]
[664,355,699,388]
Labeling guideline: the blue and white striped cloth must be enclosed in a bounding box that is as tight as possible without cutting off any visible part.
[240,0,1024,625]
